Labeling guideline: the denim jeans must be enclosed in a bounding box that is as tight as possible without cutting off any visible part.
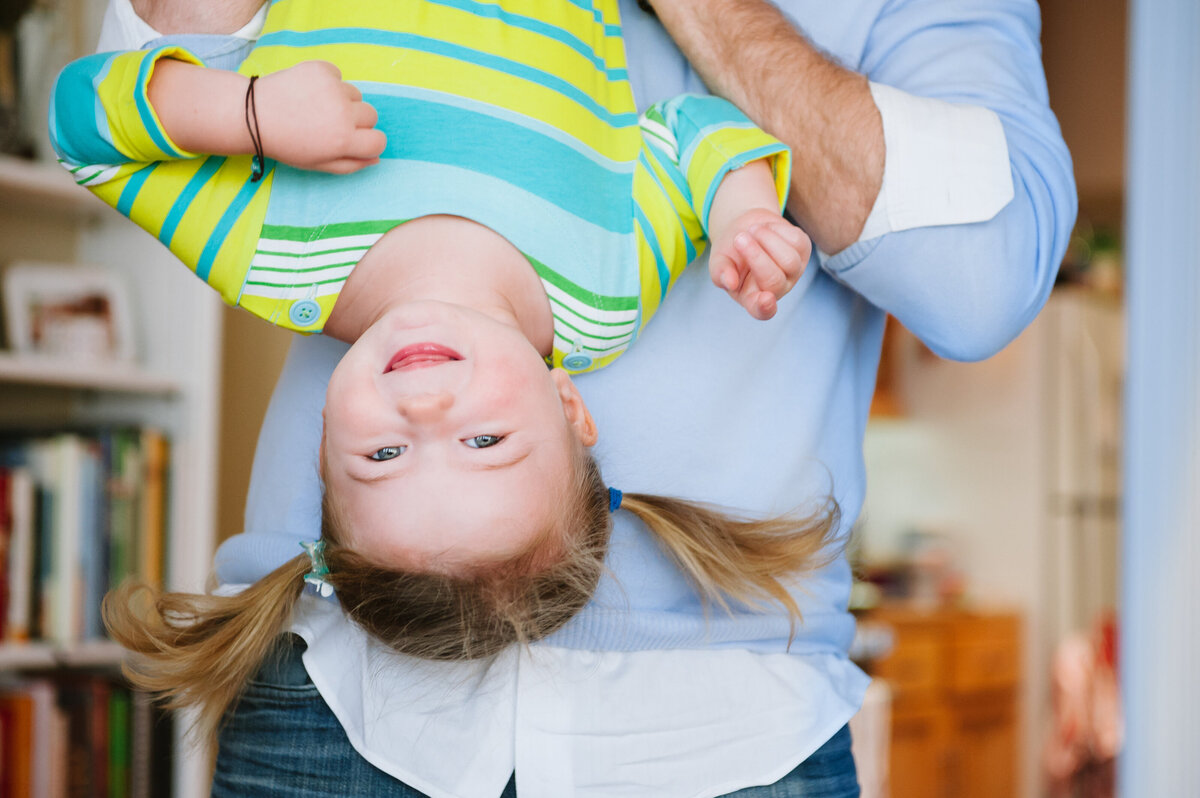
[212,636,860,797]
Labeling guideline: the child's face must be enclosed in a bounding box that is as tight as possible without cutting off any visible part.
[322,300,597,573]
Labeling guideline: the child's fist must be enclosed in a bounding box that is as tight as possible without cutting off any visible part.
[256,61,387,174]
[708,208,811,320]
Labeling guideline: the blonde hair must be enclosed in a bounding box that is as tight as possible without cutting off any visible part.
[104,451,840,742]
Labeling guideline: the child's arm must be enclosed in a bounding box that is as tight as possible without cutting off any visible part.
[51,49,384,176]
[706,160,810,320]
[147,59,386,174]
[638,95,809,320]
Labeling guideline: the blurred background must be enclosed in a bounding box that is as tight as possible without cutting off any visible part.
[0,0,1166,796]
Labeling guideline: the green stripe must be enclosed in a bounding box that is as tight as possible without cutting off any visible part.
[548,303,637,328]
[255,245,371,258]
[527,253,638,312]
[552,313,636,343]
[244,276,347,288]
[248,260,357,273]
[260,220,403,242]
[76,169,108,186]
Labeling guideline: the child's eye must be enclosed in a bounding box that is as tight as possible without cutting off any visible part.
[369,446,405,461]
[464,435,504,449]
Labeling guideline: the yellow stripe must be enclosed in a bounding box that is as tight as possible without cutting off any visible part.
[189,161,272,303]
[264,0,626,69]
[245,44,635,162]
[99,49,202,162]
[686,128,790,219]
[633,218,662,330]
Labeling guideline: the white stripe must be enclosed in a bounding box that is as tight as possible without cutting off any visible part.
[639,117,678,161]
[553,331,631,359]
[550,298,637,341]
[246,263,355,287]
[251,250,368,270]
[541,280,638,325]
[256,233,382,255]
[239,282,344,300]
[71,163,123,186]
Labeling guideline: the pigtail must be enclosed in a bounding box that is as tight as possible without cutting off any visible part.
[619,491,841,626]
[102,553,310,742]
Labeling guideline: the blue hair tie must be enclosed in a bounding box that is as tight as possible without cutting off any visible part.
[608,487,623,513]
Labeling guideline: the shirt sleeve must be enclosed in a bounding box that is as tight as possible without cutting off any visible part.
[815,0,1077,362]
[633,93,790,321]
[49,46,271,310]
[855,81,1014,242]
[50,46,203,169]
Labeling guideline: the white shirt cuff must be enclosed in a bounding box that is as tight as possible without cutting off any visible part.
[855,81,1014,245]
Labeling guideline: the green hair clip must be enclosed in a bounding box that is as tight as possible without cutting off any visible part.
[300,540,334,598]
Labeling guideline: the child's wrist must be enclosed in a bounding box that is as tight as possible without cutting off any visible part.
[708,159,781,242]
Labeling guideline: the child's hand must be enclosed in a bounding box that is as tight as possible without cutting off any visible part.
[256,61,387,174]
[708,207,811,320]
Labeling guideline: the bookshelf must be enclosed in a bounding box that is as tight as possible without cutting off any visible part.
[0,153,221,798]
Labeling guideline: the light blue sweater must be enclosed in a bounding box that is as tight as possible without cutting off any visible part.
[218,0,1075,658]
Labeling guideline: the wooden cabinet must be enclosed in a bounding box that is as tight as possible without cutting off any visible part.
[863,607,1021,798]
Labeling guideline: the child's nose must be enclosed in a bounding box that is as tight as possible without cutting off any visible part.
[397,391,454,420]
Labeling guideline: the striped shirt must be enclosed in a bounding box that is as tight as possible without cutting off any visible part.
[50,0,789,372]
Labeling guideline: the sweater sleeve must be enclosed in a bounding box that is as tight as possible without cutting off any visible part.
[815,0,1077,361]
[632,94,791,320]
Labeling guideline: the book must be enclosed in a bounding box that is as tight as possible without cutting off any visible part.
[138,430,168,590]
[6,467,35,642]
[107,688,131,798]
[26,680,57,798]
[0,688,35,796]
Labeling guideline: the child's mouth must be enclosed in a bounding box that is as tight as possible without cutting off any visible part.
[386,343,463,372]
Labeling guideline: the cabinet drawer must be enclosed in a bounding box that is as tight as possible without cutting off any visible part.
[876,630,941,697]
[950,616,1020,691]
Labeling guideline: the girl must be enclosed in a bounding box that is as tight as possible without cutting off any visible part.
[52,0,838,738]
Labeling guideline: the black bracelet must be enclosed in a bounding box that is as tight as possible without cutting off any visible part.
[637,0,657,15]
[245,75,265,182]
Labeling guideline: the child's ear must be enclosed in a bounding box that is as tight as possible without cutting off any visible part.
[550,368,598,446]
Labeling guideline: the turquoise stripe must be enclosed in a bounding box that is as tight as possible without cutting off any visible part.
[48,53,125,165]
[115,164,156,216]
[196,165,271,281]
[633,203,670,301]
[699,143,787,230]
[642,142,690,203]
[255,29,637,128]
[134,49,186,159]
[357,82,633,173]
[159,156,225,247]
[423,0,627,81]
[371,93,633,233]
[637,151,697,265]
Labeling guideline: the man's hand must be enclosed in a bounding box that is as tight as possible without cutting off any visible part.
[708,208,810,320]
[256,61,387,174]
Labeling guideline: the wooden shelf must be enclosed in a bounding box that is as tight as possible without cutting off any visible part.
[0,352,180,394]
[0,156,107,219]
[0,640,125,669]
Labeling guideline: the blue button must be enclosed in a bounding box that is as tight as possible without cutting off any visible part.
[289,299,321,327]
[563,353,592,371]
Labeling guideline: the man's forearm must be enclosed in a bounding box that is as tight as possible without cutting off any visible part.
[647,0,884,253]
